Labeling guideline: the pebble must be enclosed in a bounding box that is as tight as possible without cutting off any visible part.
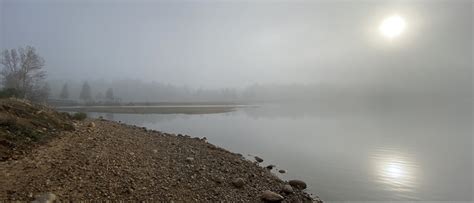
[266,165,275,170]
[255,156,264,163]
[214,176,225,184]
[282,184,294,193]
[289,180,307,190]
[261,190,284,202]
[88,122,96,128]
[231,178,245,188]
[186,157,194,162]
[32,193,56,203]
[278,169,286,174]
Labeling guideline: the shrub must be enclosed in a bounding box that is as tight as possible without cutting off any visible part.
[59,112,72,119]
[71,112,87,120]
[0,88,23,98]
[63,123,76,131]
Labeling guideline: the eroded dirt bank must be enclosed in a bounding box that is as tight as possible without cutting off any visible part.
[1,116,320,202]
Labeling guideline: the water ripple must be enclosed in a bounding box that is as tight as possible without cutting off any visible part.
[371,148,420,200]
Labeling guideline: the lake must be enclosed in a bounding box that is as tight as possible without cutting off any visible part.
[85,103,472,202]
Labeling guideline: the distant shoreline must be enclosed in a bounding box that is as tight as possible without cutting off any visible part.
[55,104,256,114]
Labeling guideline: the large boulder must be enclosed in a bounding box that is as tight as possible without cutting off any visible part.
[289,180,307,190]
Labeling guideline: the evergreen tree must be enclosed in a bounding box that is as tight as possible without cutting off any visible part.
[79,82,92,101]
[59,83,69,99]
[105,88,114,101]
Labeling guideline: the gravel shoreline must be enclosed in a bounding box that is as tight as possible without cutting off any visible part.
[1,118,321,202]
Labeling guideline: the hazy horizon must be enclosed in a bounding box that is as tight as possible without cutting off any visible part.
[1,0,471,91]
[0,0,472,201]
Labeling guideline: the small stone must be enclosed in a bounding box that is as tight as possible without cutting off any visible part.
[231,178,245,188]
[282,184,294,193]
[33,193,56,203]
[214,176,225,184]
[255,156,264,163]
[186,157,194,163]
[261,190,284,202]
[289,180,307,190]
[152,149,158,153]
[278,169,286,174]
[266,165,275,170]
[88,122,96,128]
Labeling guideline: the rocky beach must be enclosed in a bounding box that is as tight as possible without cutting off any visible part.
[0,99,320,202]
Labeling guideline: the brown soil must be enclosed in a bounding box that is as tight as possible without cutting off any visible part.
[0,99,320,202]
[0,99,74,161]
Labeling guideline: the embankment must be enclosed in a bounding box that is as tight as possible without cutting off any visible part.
[0,99,320,202]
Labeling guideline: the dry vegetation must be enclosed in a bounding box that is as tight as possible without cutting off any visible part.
[0,99,74,161]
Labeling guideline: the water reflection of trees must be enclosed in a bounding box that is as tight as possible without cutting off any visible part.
[89,113,184,126]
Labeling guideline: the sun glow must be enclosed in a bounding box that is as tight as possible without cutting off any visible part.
[385,162,405,178]
[379,15,406,39]
[373,150,417,190]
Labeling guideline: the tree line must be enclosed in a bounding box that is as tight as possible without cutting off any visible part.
[59,82,117,103]
[0,46,118,104]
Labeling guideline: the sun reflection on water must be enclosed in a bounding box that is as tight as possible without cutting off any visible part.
[373,149,419,196]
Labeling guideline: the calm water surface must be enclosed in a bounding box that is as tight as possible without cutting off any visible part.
[87,104,473,202]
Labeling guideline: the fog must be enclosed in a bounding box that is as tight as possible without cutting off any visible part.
[1,0,471,103]
[1,1,473,201]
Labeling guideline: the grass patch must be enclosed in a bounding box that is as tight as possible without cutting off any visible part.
[0,98,76,161]
[71,112,87,120]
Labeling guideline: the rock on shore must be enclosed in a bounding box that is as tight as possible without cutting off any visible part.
[0,118,319,202]
[289,180,307,190]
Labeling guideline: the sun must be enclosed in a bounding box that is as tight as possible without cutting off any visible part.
[379,15,406,39]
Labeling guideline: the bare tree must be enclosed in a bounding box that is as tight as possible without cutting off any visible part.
[0,46,46,100]
[59,83,69,99]
[79,81,92,102]
[0,49,21,90]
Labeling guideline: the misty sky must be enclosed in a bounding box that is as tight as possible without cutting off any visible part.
[0,0,472,89]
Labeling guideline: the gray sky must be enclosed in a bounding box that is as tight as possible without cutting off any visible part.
[0,0,472,89]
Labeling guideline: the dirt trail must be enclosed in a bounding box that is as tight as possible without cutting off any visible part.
[0,119,319,202]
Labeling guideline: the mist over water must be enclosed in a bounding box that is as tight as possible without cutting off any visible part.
[87,101,473,201]
[1,0,472,201]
